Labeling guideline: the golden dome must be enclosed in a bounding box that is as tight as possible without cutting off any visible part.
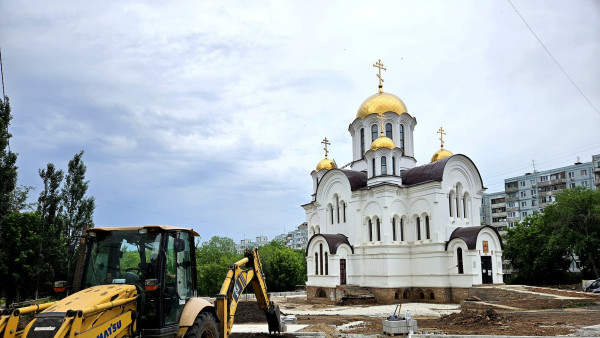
[316,157,337,172]
[370,136,395,151]
[431,147,453,162]
[356,92,407,119]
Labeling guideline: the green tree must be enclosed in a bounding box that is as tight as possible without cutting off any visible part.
[543,187,600,278]
[259,241,306,292]
[0,97,18,221]
[196,236,242,296]
[62,151,95,253]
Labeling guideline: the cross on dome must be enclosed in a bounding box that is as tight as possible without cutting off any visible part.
[373,59,386,93]
[377,111,387,136]
[321,137,331,158]
[437,126,446,148]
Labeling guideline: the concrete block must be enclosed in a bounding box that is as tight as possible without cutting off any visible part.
[382,319,417,334]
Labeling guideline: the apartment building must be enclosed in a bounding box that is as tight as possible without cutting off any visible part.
[594,154,600,191]
[273,222,309,250]
[480,191,507,232]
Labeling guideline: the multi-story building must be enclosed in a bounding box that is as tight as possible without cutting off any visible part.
[236,235,269,254]
[273,222,309,250]
[480,156,597,229]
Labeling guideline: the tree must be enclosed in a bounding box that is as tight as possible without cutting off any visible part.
[62,151,95,253]
[543,187,600,278]
[196,236,242,296]
[259,241,306,292]
[0,97,18,221]
[38,163,64,228]
[503,213,572,285]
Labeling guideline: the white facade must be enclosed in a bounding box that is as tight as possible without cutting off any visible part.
[303,89,503,295]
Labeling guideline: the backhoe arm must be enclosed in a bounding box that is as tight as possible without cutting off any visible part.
[215,248,282,338]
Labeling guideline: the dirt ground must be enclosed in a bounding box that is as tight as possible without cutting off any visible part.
[230,298,600,337]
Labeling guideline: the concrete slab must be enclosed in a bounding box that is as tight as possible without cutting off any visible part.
[231,323,309,333]
[575,323,600,337]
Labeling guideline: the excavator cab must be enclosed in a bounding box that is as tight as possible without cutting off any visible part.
[81,227,197,334]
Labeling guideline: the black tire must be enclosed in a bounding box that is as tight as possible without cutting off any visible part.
[184,312,219,338]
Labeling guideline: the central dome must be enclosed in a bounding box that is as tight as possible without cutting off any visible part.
[371,136,395,151]
[356,92,407,119]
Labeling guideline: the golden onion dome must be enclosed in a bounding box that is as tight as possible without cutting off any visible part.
[316,157,337,172]
[431,147,453,162]
[356,92,407,119]
[370,136,395,151]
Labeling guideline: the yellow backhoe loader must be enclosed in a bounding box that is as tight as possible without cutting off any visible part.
[0,225,282,338]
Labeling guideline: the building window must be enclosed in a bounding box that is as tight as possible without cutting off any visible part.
[521,201,526,207]
[324,252,328,275]
[315,252,318,275]
[507,211,516,217]
[540,175,549,182]
[368,219,373,242]
[425,216,430,240]
[343,202,346,222]
[570,183,576,189]
[463,195,468,218]
[360,128,365,156]
[319,244,324,275]
[449,192,454,217]
[371,124,378,142]
[400,218,404,241]
[329,205,334,224]
[416,217,421,240]
[520,191,526,197]
[457,248,464,274]
[376,218,381,241]
[399,125,404,149]
[508,222,514,228]
[582,181,588,187]
[532,200,537,206]
[372,158,376,177]
[520,181,525,187]
[521,211,528,218]
[530,189,535,195]
[336,196,340,224]
[581,169,588,176]
[392,157,396,175]
[568,172,574,178]
[381,156,387,175]
[386,123,393,139]
[392,217,397,241]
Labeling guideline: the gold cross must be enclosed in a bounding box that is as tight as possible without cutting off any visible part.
[437,127,446,148]
[373,59,386,93]
[321,137,331,158]
[377,112,387,136]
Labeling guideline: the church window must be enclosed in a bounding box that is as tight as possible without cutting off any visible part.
[386,123,393,139]
[329,205,334,224]
[368,219,373,242]
[381,156,387,175]
[425,216,430,240]
[416,217,421,240]
[456,193,460,218]
[392,157,396,175]
[463,195,468,219]
[360,128,365,156]
[371,124,378,142]
[315,252,319,275]
[376,218,381,241]
[457,248,464,274]
[336,195,340,224]
[372,158,376,177]
[392,218,397,241]
[343,202,347,222]
[400,218,404,241]
[324,252,328,275]
[448,192,454,217]
[399,125,405,149]
[319,244,324,275]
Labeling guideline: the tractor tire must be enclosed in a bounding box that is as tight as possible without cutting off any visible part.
[184,312,219,338]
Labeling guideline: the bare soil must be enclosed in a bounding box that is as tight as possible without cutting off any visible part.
[230,298,600,337]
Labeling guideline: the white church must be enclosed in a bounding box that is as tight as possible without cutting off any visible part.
[303,61,503,303]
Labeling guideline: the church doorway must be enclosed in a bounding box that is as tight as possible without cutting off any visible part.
[481,256,493,284]
[340,259,347,285]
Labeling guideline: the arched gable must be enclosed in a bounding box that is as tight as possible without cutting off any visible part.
[445,226,503,251]
[442,155,485,194]
[315,169,352,205]
[306,233,354,257]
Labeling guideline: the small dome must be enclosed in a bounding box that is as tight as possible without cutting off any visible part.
[370,136,395,151]
[316,157,337,172]
[356,92,407,119]
[431,147,453,162]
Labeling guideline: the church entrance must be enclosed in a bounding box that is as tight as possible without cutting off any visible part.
[340,259,346,285]
[481,256,493,284]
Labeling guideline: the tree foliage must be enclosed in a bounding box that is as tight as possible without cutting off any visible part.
[196,236,242,297]
[504,187,600,284]
[0,97,18,221]
[259,241,307,292]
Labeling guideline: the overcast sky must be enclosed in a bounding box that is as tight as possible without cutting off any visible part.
[2,1,599,243]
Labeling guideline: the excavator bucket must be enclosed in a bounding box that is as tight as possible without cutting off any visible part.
[266,301,283,335]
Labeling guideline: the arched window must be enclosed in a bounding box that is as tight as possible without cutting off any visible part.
[368,219,373,242]
[463,194,468,219]
[399,125,405,149]
[315,252,319,275]
[392,217,397,241]
[319,244,324,275]
[376,218,381,241]
[392,157,396,175]
[343,202,347,222]
[416,217,421,240]
[386,123,393,139]
[325,252,328,275]
[336,195,340,224]
[456,184,462,218]
[360,128,365,157]
[381,156,387,175]
[329,205,334,224]
[449,192,454,217]
[456,193,460,218]
[371,124,378,142]
[400,218,404,241]
[425,216,430,240]
[372,158,376,177]
[457,248,464,274]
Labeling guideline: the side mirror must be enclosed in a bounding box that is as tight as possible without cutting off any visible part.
[174,238,185,253]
